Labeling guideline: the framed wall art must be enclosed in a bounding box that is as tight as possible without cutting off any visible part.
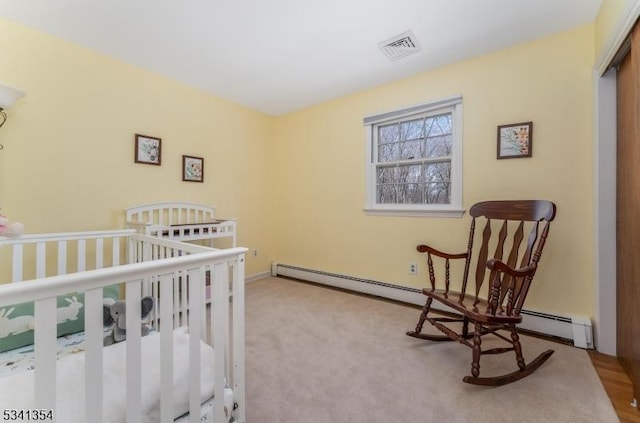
[134,134,162,165]
[497,122,532,159]
[182,155,204,182]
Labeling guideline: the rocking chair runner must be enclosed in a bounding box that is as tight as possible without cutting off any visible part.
[407,200,557,386]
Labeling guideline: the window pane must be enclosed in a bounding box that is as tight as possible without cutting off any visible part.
[377,167,394,184]
[399,183,423,204]
[376,162,451,205]
[423,162,451,183]
[378,124,399,144]
[424,182,451,204]
[426,113,452,137]
[425,134,452,158]
[400,119,424,141]
[377,184,397,204]
[398,164,421,183]
[400,140,421,160]
[378,143,400,162]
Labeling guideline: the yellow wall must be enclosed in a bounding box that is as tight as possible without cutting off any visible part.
[272,24,595,317]
[0,18,276,276]
[0,17,604,318]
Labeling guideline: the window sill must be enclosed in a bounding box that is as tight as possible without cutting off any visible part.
[362,208,466,218]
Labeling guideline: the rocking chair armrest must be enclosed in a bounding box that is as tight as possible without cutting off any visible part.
[486,258,536,277]
[417,244,468,259]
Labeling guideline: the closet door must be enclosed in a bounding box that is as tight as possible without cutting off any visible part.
[616,21,640,403]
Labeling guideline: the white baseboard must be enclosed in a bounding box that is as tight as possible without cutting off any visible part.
[272,262,594,349]
[246,270,271,283]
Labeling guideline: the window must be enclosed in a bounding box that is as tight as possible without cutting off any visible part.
[363,95,463,217]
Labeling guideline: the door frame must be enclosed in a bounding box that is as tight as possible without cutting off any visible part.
[594,0,640,355]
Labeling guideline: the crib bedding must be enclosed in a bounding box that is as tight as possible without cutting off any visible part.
[0,330,87,377]
[0,286,121,353]
[158,220,232,238]
[0,327,235,423]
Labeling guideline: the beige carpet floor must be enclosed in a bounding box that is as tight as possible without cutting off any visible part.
[245,277,619,423]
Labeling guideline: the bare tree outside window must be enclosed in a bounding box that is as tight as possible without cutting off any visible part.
[375,113,452,205]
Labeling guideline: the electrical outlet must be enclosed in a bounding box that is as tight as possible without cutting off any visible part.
[252,249,258,258]
[409,262,417,275]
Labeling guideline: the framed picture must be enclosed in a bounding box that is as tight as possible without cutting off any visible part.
[182,155,204,182]
[134,134,162,165]
[497,122,533,159]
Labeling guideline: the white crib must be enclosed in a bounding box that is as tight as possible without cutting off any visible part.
[125,202,237,248]
[0,230,246,423]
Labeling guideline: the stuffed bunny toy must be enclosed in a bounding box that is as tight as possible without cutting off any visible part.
[103,296,154,346]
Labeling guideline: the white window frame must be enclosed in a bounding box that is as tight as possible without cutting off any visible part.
[363,95,464,217]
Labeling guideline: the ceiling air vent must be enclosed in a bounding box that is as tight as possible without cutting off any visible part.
[378,30,421,61]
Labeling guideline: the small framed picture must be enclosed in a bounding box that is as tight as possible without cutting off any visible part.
[134,134,162,165]
[182,155,204,182]
[497,122,533,159]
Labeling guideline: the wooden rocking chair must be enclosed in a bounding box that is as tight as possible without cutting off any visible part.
[407,200,556,386]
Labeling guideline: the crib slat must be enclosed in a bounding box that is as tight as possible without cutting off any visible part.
[232,257,246,423]
[149,277,158,330]
[126,281,143,423]
[112,236,120,266]
[201,270,207,343]
[174,276,180,328]
[160,273,175,423]
[219,265,230,372]
[181,273,188,327]
[11,244,23,282]
[34,297,57,411]
[36,242,46,279]
[57,240,67,276]
[96,238,104,269]
[212,262,227,423]
[188,268,203,423]
[85,288,103,423]
[78,239,86,272]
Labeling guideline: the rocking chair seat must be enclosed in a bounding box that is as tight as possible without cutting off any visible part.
[422,288,523,325]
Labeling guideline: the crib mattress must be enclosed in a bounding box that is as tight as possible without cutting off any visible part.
[0,327,234,423]
[0,331,87,377]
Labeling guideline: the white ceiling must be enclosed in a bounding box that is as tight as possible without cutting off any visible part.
[0,0,602,116]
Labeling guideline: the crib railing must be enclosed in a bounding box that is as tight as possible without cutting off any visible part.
[124,202,238,248]
[127,234,232,333]
[126,201,217,227]
[0,229,136,282]
[0,232,246,423]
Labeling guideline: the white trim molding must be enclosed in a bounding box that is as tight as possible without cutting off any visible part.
[246,270,271,283]
[595,0,640,75]
[592,0,640,355]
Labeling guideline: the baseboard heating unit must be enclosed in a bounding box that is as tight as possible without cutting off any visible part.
[271,263,594,349]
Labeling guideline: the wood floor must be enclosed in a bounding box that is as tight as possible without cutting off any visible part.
[589,351,640,423]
